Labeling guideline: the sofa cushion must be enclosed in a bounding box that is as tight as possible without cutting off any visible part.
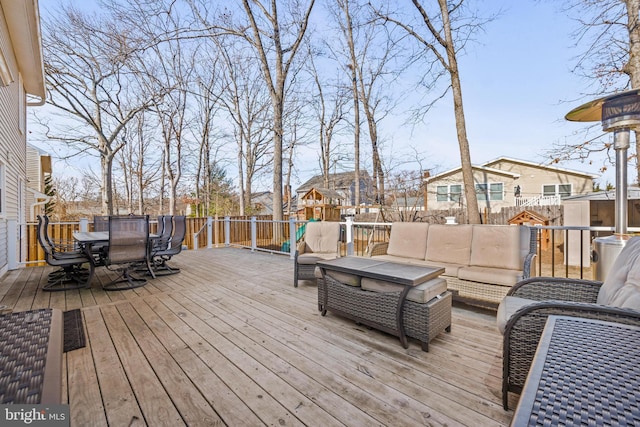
[315,270,361,287]
[597,236,640,310]
[361,277,447,304]
[386,222,429,260]
[496,296,535,334]
[304,222,341,254]
[425,224,473,265]
[470,225,529,270]
[297,252,339,265]
[458,266,523,287]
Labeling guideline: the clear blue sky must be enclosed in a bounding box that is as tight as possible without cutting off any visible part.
[394,0,612,184]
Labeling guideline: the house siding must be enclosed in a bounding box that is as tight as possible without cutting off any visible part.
[484,160,594,199]
[428,170,518,213]
[0,6,27,274]
[427,158,595,213]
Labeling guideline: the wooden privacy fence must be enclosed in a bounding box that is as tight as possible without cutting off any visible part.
[24,215,283,265]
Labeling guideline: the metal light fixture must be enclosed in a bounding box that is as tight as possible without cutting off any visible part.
[565,89,640,279]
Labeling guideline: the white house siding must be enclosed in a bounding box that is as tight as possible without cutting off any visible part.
[427,170,518,213]
[427,158,596,213]
[0,7,27,276]
[484,159,594,199]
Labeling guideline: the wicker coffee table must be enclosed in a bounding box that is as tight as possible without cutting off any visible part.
[511,316,640,426]
[317,257,449,350]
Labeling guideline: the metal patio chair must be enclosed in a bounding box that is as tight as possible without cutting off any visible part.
[150,215,185,276]
[36,215,92,291]
[103,215,153,290]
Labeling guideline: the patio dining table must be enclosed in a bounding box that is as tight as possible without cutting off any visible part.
[73,231,159,285]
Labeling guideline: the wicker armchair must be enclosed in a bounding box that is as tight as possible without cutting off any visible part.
[36,215,92,291]
[294,221,341,288]
[498,237,640,410]
[103,215,153,290]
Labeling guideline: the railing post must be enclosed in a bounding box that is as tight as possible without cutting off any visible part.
[7,219,18,270]
[79,217,89,232]
[193,232,199,251]
[289,216,296,259]
[251,216,257,252]
[224,216,230,247]
[207,216,213,249]
[346,216,354,256]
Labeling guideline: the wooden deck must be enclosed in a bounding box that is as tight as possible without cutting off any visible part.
[0,248,516,426]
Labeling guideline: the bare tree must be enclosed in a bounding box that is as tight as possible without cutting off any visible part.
[215,36,273,215]
[305,44,350,187]
[547,0,640,184]
[194,0,316,221]
[40,6,158,215]
[373,0,487,224]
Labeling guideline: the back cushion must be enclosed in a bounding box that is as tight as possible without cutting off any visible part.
[425,224,473,265]
[597,236,640,310]
[305,222,341,254]
[387,222,429,260]
[469,225,529,270]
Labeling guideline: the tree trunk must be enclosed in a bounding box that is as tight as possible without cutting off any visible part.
[438,0,481,224]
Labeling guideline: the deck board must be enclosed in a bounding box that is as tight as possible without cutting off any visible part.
[0,247,516,426]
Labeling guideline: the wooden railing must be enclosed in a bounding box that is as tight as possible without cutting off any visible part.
[17,217,634,282]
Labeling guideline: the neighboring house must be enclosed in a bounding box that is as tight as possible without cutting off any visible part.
[250,191,273,216]
[425,157,597,213]
[296,171,374,215]
[0,1,46,275]
[26,143,52,221]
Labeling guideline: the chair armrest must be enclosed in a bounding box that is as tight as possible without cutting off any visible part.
[522,253,536,278]
[508,277,603,303]
[367,242,389,257]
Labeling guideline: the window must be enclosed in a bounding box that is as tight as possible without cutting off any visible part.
[543,184,572,199]
[475,184,488,200]
[475,183,504,201]
[437,184,463,202]
[490,183,504,201]
[450,184,462,202]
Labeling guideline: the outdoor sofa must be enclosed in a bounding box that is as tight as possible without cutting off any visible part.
[367,222,537,309]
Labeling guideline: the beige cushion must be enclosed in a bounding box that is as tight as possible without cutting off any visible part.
[324,271,361,287]
[425,224,473,265]
[361,277,447,304]
[386,222,429,260]
[297,252,338,265]
[597,236,640,310]
[458,266,524,287]
[470,225,529,270]
[496,296,535,334]
[303,222,341,254]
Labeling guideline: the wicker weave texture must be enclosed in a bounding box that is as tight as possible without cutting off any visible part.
[319,276,451,350]
[504,302,640,402]
[514,317,640,426]
[0,309,54,404]
[509,277,602,302]
[446,276,510,307]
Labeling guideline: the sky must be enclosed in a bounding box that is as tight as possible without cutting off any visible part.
[31,0,620,191]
